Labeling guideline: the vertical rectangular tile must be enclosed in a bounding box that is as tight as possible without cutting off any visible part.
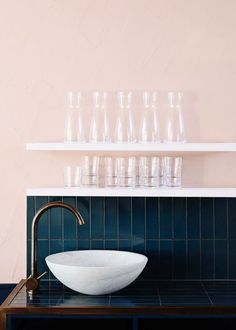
[118,197,131,240]
[50,239,63,257]
[105,197,117,239]
[201,240,214,279]
[132,238,145,253]
[215,240,227,279]
[78,240,90,250]
[49,240,63,279]
[91,197,104,239]
[105,240,118,250]
[160,198,173,239]
[159,240,173,279]
[173,240,186,279]
[146,197,159,239]
[27,239,31,277]
[49,196,62,239]
[119,239,132,251]
[144,240,159,279]
[228,198,236,239]
[214,198,227,239]
[63,197,77,239]
[37,240,49,280]
[187,198,200,239]
[27,197,35,240]
[187,240,200,279]
[77,196,90,240]
[229,240,236,279]
[132,197,145,239]
[201,198,214,239]
[64,239,77,251]
[36,197,49,239]
[173,198,186,239]
[91,240,104,249]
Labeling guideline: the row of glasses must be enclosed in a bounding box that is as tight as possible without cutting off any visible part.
[64,156,182,188]
[64,91,185,144]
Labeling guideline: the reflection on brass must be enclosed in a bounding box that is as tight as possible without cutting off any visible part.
[26,201,85,294]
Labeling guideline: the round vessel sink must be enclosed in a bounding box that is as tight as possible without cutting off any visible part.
[45,250,148,295]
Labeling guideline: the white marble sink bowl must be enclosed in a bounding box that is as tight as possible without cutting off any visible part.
[45,250,148,295]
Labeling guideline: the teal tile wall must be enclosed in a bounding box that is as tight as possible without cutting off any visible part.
[27,197,236,280]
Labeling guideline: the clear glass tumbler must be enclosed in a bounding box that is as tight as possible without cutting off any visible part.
[115,92,136,143]
[117,157,136,188]
[74,166,82,187]
[104,157,118,187]
[139,157,159,188]
[64,165,73,187]
[89,92,110,143]
[164,156,182,187]
[81,156,100,187]
[139,92,160,143]
[159,157,165,187]
[164,92,186,143]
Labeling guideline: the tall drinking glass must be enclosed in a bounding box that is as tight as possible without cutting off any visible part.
[164,92,186,143]
[139,92,160,143]
[115,92,136,143]
[89,92,110,143]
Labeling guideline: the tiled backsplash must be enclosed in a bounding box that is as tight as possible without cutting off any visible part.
[27,196,236,280]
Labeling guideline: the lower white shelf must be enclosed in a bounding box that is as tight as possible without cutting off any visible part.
[26,187,236,197]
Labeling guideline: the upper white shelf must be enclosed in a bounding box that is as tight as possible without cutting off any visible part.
[26,142,236,152]
[27,187,236,197]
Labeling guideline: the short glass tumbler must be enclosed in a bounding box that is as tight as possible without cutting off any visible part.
[140,157,159,188]
[104,157,118,187]
[164,156,182,187]
[64,166,73,187]
[117,157,136,188]
[81,156,100,187]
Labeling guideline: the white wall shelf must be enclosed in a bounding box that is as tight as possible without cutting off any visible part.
[26,142,236,152]
[26,187,236,198]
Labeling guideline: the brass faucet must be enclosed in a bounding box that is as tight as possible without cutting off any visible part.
[26,201,85,294]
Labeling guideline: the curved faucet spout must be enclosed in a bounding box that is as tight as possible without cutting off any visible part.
[26,201,85,294]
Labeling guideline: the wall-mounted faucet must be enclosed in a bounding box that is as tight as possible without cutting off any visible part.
[26,201,85,294]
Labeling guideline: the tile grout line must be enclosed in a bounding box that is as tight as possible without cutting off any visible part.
[213,198,216,279]
[131,197,133,251]
[186,197,188,280]
[75,197,78,250]
[201,282,214,306]
[226,198,229,279]
[199,198,202,279]
[48,196,50,281]
[144,197,147,251]
[157,286,162,306]
[62,196,65,251]
[117,197,120,250]
[158,197,160,276]
[89,197,92,249]
[103,197,105,249]
[171,197,174,280]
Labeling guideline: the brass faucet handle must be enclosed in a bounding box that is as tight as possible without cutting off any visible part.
[37,271,47,280]
[26,271,47,293]
[26,277,39,292]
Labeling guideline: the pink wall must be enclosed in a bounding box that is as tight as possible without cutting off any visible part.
[0,0,236,283]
